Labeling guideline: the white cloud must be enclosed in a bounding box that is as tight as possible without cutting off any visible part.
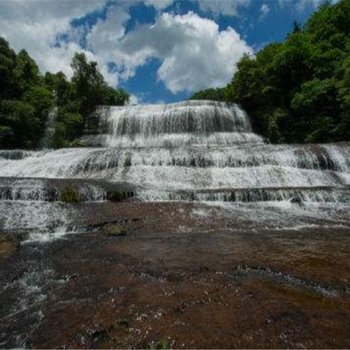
[0,0,252,95]
[0,0,106,21]
[86,4,131,85]
[0,0,175,83]
[98,12,253,93]
[129,94,141,105]
[143,0,173,10]
[278,0,339,11]
[196,0,251,17]
[0,0,106,79]
[156,13,253,92]
[260,3,270,18]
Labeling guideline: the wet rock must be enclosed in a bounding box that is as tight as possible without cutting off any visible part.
[116,318,129,328]
[290,197,303,204]
[267,310,310,328]
[59,186,82,204]
[2,202,350,349]
[87,328,109,346]
[107,190,134,202]
[73,333,87,346]
[63,273,80,281]
[70,139,88,147]
[101,224,127,236]
[0,234,19,260]
[149,339,170,349]
[108,286,126,295]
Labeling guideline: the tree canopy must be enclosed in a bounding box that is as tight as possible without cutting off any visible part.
[191,0,350,144]
[0,40,129,149]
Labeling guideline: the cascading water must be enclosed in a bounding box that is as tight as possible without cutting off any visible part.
[41,107,58,149]
[1,99,350,236]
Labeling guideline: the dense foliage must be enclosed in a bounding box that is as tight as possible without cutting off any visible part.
[0,38,129,149]
[191,0,350,143]
[191,87,227,102]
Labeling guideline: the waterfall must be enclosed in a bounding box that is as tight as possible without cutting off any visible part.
[103,100,264,147]
[84,100,264,148]
[1,100,350,235]
[41,107,57,149]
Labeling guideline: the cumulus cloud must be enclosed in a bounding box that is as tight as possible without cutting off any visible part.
[155,13,252,92]
[143,0,173,10]
[0,0,252,95]
[0,0,174,82]
[0,0,106,79]
[260,4,270,18]
[196,0,251,17]
[278,0,339,11]
[129,94,141,105]
[98,12,253,93]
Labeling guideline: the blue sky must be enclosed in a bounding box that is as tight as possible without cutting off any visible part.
[0,0,323,104]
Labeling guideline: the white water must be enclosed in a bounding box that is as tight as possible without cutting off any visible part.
[0,201,73,242]
[41,107,58,149]
[0,100,350,235]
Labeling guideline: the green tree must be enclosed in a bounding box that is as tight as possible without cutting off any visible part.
[0,38,130,149]
[101,85,130,105]
[71,52,106,122]
[14,50,41,93]
[191,0,350,143]
[71,52,129,126]
[0,100,37,148]
[190,87,227,101]
[0,37,17,100]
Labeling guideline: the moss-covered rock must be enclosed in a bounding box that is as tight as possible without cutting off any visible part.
[59,186,82,203]
[106,190,126,202]
[70,139,88,147]
[123,155,132,167]
[106,190,134,202]
[0,234,20,260]
[149,339,169,349]
[101,224,127,236]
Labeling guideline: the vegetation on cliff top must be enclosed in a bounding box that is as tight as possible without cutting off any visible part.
[0,40,129,149]
[191,0,350,144]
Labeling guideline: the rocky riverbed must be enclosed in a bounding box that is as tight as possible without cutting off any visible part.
[1,201,350,348]
[1,101,350,348]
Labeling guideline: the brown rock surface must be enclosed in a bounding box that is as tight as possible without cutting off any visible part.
[0,202,349,348]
